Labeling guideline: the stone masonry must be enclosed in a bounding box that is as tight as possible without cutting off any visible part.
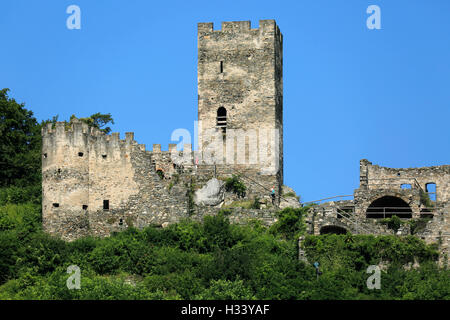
[303,160,450,264]
[42,20,284,241]
[42,19,450,266]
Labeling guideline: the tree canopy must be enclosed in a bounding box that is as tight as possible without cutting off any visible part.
[70,113,115,134]
[0,89,41,187]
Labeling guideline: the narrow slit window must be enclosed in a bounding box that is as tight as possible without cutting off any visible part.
[220,61,223,73]
[119,218,123,226]
[103,200,110,210]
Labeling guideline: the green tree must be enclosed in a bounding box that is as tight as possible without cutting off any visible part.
[270,207,308,240]
[70,113,114,134]
[0,89,41,187]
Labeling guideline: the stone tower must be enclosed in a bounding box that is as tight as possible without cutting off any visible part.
[197,20,283,195]
[42,121,91,238]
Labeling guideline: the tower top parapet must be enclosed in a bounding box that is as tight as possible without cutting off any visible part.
[198,20,279,35]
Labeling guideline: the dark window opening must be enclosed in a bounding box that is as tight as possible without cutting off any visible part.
[220,61,223,73]
[397,173,401,176]
[82,205,88,210]
[119,218,123,226]
[320,225,347,235]
[420,207,434,219]
[43,153,48,158]
[78,152,84,157]
[425,183,437,202]
[52,203,59,208]
[103,200,110,210]
[366,196,412,218]
[216,107,227,130]
[156,169,164,180]
[58,168,61,174]
[102,155,107,159]
[401,184,412,190]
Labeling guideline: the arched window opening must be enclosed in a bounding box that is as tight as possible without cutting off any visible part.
[216,107,227,133]
[366,196,412,219]
[320,225,347,235]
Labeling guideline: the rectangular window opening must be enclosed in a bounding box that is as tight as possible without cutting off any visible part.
[82,205,88,210]
[426,183,437,202]
[220,61,223,73]
[78,152,84,157]
[103,200,110,210]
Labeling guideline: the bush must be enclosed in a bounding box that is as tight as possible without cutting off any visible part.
[225,175,246,198]
[379,215,403,233]
[0,186,41,206]
[270,207,308,240]
[195,279,255,300]
[0,203,41,233]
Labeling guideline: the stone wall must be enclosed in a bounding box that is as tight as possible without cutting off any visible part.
[42,120,281,240]
[42,121,191,240]
[359,159,450,204]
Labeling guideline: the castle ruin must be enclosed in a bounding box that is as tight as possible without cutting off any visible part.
[42,20,284,240]
[42,19,449,264]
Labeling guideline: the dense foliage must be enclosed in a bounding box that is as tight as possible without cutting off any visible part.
[0,89,448,300]
[0,209,448,300]
[0,89,41,188]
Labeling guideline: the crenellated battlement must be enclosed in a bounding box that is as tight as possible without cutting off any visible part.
[198,20,278,34]
[41,119,198,167]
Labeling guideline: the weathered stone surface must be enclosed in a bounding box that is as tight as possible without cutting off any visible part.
[194,178,225,206]
[41,20,284,241]
[279,185,301,209]
[304,160,450,265]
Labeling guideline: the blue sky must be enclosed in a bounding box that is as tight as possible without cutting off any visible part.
[1,0,449,202]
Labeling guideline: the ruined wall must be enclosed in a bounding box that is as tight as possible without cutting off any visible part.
[353,159,450,263]
[197,20,283,199]
[354,159,450,217]
[42,121,194,240]
[359,159,450,204]
[42,121,279,240]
